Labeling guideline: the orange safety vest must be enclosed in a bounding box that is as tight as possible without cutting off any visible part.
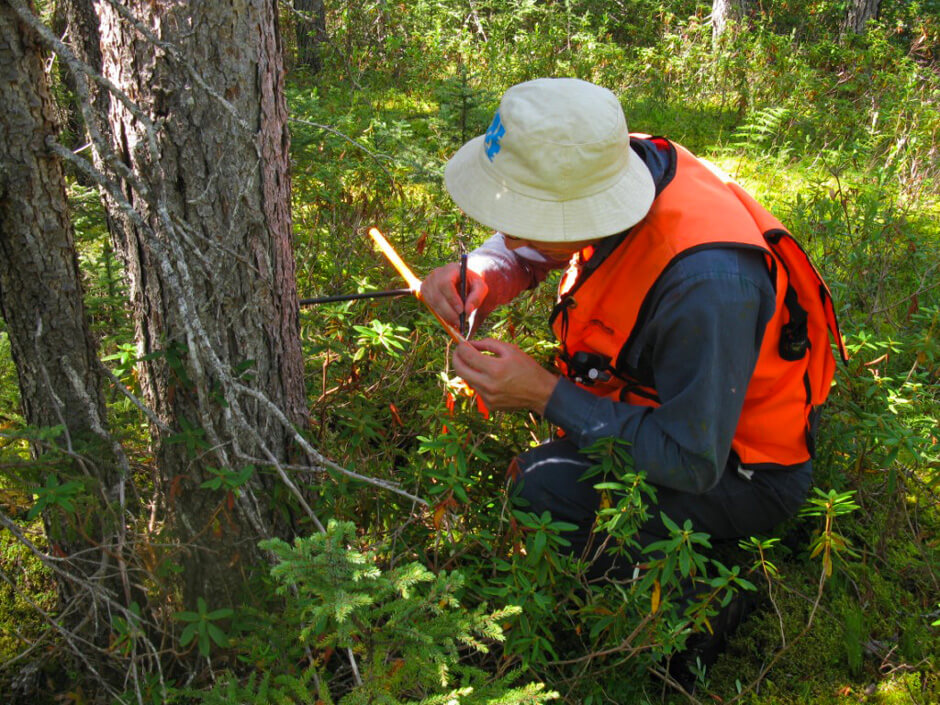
[550,138,848,470]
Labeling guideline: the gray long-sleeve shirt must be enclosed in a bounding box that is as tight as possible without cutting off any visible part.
[465,139,786,495]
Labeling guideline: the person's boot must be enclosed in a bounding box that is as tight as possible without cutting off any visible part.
[666,590,756,693]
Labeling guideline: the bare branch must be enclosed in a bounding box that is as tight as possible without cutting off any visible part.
[97,361,171,434]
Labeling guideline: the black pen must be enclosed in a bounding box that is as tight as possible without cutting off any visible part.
[458,253,468,339]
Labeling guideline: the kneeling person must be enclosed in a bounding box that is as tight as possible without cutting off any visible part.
[422,77,846,581]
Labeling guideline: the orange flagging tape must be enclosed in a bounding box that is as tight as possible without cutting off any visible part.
[368,227,466,344]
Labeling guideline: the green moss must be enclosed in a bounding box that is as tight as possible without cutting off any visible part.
[0,523,56,667]
[868,671,940,704]
[0,332,22,423]
[698,509,939,703]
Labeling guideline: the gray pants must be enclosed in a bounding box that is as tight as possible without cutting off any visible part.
[511,438,812,579]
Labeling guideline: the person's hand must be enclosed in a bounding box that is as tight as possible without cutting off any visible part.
[420,262,488,332]
[452,339,558,415]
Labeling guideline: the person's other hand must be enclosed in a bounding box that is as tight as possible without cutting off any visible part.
[420,262,488,332]
[452,339,558,414]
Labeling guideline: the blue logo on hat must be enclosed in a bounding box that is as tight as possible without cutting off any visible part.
[484,111,505,162]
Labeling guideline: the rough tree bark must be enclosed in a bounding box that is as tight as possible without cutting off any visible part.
[843,0,881,34]
[90,0,310,607]
[0,0,126,661]
[295,0,327,73]
[711,0,748,40]
[54,0,110,145]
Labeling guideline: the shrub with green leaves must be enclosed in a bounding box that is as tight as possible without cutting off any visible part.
[187,520,557,704]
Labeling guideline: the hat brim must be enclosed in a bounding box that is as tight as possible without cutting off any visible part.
[444,135,656,242]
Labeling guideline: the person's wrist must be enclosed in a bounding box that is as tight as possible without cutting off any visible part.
[529,368,559,416]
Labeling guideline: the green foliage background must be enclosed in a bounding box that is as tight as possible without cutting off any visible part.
[1,0,938,703]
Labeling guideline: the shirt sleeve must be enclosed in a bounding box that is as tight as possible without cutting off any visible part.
[542,248,777,494]
[466,233,568,322]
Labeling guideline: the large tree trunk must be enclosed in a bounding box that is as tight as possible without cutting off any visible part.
[295,0,327,73]
[92,0,309,608]
[0,0,126,664]
[843,0,880,34]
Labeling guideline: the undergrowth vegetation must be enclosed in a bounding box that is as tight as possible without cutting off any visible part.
[1,0,938,703]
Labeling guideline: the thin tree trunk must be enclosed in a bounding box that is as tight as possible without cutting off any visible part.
[92,0,309,608]
[55,0,110,144]
[711,0,748,41]
[0,0,125,659]
[295,0,327,72]
[843,0,880,34]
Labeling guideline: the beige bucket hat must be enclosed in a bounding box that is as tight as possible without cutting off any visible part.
[444,78,655,242]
